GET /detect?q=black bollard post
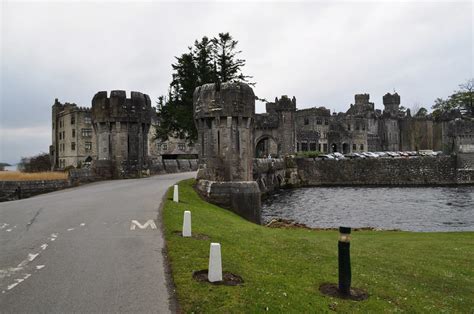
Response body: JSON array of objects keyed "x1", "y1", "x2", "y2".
[
  {"x1": 338, "y1": 226, "x2": 351, "y2": 296},
  {"x1": 16, "y1": 185, "x2": 22, "y2": 200}
]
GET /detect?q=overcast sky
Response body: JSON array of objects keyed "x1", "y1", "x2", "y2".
[{"x1": 1, "y1": 0, "x2": 472, "y2": 164}]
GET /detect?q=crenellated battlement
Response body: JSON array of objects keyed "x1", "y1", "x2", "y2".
[
  {"x1": 355, "y1": 94, "x2": 370, "y2": 105},
  {"x1": 193, "y1": 82, "x2": 255, "y2": 119},
  {"x1": 52, "y1": 98, "x2": 90, "y2": 114},
  {"x1": 383, "y1": 92, "x2": 400, "y2": 106},
  {"x1": 91, "y1": 90, "x2": 152, "y2": 124},
  {"x1": 266, "y1": 95, "x2": 297, "y2": 113}
]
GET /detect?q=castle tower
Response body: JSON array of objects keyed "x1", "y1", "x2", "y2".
[
  {"x1": 355, "y1": 94, "x2": 370, "y2": 106},
  {"x1": 194, "y1": 82, "x2": 261, "y2": 223},
  {"x1": 91, "y1": 90, "x2": 152, "y2": 178},
  {"x1": 194, "y1": 82, "x2": 255, "y2": 181},
  {"x1": 383, "y1": 92, "x2": 400, "y2": 115},
  {"x1": 274, "y1": 95, "x2": 297, "y2": 156}
]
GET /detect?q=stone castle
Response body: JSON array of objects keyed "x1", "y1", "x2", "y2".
[
  {"x1": 192, "y1": 82, "x2": 473, "y2": 223},
  {"x1": 51, "y1": 90, "x2": 198, "y2": 177},
  {"x1": 255, "y1": 92, "x2": 454, "y2": 158},
  {"x1": 51, "y1": 86, "x2": 473, "y2": 177}
]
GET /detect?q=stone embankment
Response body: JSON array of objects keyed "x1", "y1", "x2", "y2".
[{"x1": 253, "y1": 155, "x2": 474, "y2": 194}]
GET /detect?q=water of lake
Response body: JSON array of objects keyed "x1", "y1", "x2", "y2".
[{"x1": 261, "y1": 186, "x2": 474, "y2": 232}]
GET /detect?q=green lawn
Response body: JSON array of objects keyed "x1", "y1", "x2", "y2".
[{"x1": 163, "y1": 179, "x2": 474, "y2": 313}]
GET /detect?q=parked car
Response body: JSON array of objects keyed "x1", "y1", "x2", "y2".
[
  {"x1": 353, "y1": 153, "x2": 367, "y2": 159},
  {"x1": 362, "y1": 152, "x2": 378, "y2": 158},
  {"x1": 386, "y1": 152, "x2": 400, "y2": 157},
  {"x1": 320, "y1": 154, "x2": 335, "y2": 160},
  {"x1": 332, "y1": 152, "x2": 346, "y2": 160}
]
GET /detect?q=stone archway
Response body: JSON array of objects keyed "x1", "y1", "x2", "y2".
[{"x1": 255, "y1": 136, "x2": 278, "y2": 158}]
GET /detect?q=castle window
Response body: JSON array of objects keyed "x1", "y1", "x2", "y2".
[
  {"x1": 353, "y1": 144, "x2": 357, "y2": 150},
  {"x1": 84, "y1": 117, "x2": 91, "y2": 124},
  {"x1": 62, "y1": 131, "x2": 65, "y2": 139},
  {"x1": 71, "y1": 142, "x2": 76, "y2": 151},
  {"x1": 71, "y1": 114, "x2": 75, "y2": 125},
  {"x1": 59, "y1": 132, "x2": 62, "y2": 140},
  {"x1": 85, "y1": 142, "x2": 92, "y2": 151},
  {"x1": 360, "y1": 144, "x2": 364, "y2": 150},
  {"x1": 310, "y1": 142, "x2": 317, "y2": 151},
  {"x1": 347, "y1": 124, "x2": 351, "y2": 131},
  {"x1": 301, "y1": 142, "x2": 308, "y2": 151},
  {"x1": 236, "y1": 130, "x2": 240, "y2": 153},
  {"x1": 162, "y1": 144, "x2": 168, "y2": 151},
  {"x1": 316, "y1": 119, "x2": 322, "y2": 125},
  {"x1": 318, "y1": 144, "x2": 321, "y2": 152},
  {"x1": 72, "y1": 129, "x2": 75, "y2": 138},
  {"x1": 324, "y1": 119, "x2": 329, "y2": 125},
  {"x1": 178, "y1": 143, "x2": 186, "y2": 151},
  {"x1": 304, "y1": 118, "x2": 309, "y2": 125},
  {"x1": 323, "y1": 143, "x2": 328, "y2": 152},
  {"x1": 81, "y1": 128, "x2": 92, "y2": 137}
]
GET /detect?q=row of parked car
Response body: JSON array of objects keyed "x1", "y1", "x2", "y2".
[{"x1": 319, "y1": 150, "x2": 443, "y2": 160}]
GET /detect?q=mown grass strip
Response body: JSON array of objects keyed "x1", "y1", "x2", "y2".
[{"x1": 163, "y1": 179, "x2": 474, "y2": 313}]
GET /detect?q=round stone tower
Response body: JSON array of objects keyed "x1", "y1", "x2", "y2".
[
  {"x1": 91, "y1": 90, "x2": 152, "y2": 178},
  {"x1": 194, "y1": 82, "x2": 261, "y2": 223},
  {"x1": 194, "y1": 82, "x2": 255, "y2": 181}
]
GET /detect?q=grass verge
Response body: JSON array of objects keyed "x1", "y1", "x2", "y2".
[
  {"x1": 163, "y1": 179, "x2": 473, "y2": 313},
  {"x1": 0, "y1": 171, "x2": 68, "y2": 181}
]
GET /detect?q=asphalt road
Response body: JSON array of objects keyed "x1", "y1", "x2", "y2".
[{"x1": 0, "y1": 172, "x2": 195, "y2": 313}]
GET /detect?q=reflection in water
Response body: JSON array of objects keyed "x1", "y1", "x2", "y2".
[{"x1": 261, "y1": 186, "x2": 474, "y2": 232}]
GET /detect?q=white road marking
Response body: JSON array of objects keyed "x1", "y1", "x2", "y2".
[
  {"x1": 6, "y1": 229, "x2": 12, "y2": 232},
  {"x1": 0, "y1": 234, "x2": 55, "y2": 293},
  {"x1": 49, "y1": 233, "x2": 58, "y2": 241},
  {"x1": 80, "y1": 223, "x2": 85, "y2": 226},
  {"x1": 130, "y1": 220, "x2": 157, "y2": 230},
  {"x1": 67, "y1": 228, "x2": 75, "y2": 231},
  {"x1": 0, "y1": 223, "x2": 9, "y2": 230},
  {"x1": 7, "y1": 274, "x2": 31, "y2": 291}
]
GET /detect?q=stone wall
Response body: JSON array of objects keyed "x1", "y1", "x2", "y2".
[
  {"x1": 69, "y1": 168, "x2": 99, "y2": 183},
  {"x1": 251, "y1": 155, "x2": 474, "y2": 191},
  {"x1": 0, "y1": 180, "x2": 71, "y2": 202},
  {"x1": 295, "y1": 156, "x2": 460, "y2": 186},
  {"x1": 0, "y1": 159, "x2": 199, "y2": 202}
]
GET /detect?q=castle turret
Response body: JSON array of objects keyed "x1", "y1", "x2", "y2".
[
  {"x1": 194, "y1": 82, "x2": 261, "y2": 223},
  {"x1": 383, "y1": 92, "x2": 400, "y2": 115},
  {"x1": 194, "y1": 82, "x2": 255, "y2": 181},
  {"x1": 91, "y1": 90, "x2": 152, "y2": 178}
]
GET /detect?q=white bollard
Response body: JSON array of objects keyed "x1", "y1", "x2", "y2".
[
  {"x1": 182, "y1": 211, "x2": 191, "y2": 237},
  {"x1": 208, "y1": 243, "x2": 223, "y2": 282},
  {"x1": 173, "y1": 185, "x2": 179, "y2": 203}
]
